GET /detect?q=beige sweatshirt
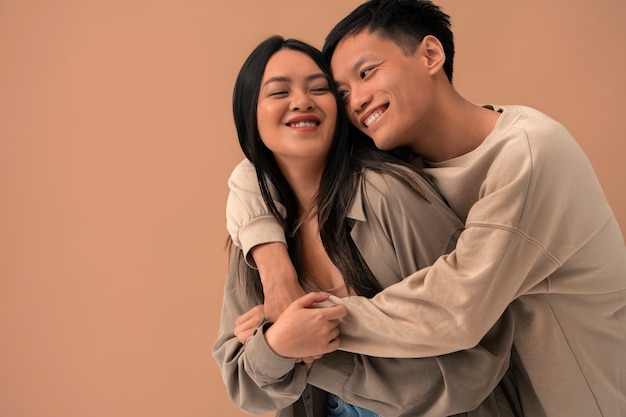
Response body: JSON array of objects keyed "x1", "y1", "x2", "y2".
[{"x1": 225, "y1": 105, "x2": 626, "y2": 416}]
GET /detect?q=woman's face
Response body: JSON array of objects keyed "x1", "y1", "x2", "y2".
[{"x1": 257, "y1": 49, "x2": 337, "y2": 168}]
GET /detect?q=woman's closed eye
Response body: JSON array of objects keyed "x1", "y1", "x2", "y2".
[
  {"x1": 268, "y1": 90, "x2": 288, "y2": 97},
  {"x1": 310, "y1": 85, "x2": 331, "y2": 95}
]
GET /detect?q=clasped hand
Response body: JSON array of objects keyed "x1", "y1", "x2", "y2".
[{"x1": 234, "y1": 292, "x2": 347, "y2": 361}]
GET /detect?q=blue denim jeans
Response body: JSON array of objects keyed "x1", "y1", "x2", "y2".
[{"x1": 326, "y1": 393, "x2": 380, "y2": 417}]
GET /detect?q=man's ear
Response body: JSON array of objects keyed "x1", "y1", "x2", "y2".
[{"x1": 421, "y1": 35, "x2": 446, "y2": 75}]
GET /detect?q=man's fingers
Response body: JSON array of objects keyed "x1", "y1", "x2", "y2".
[
  {"x1": 241, "y1": 329, "x2": 253, "y2": 343},
  {"x1": 234, "y1": 328, "x2": 255, "y2": 345},
  {"x1": 235, "y1": 304, "x2": 264, "y2": 326},
  {"x1": 234, "y1": 305, "x2": 266, "y2": 344}
]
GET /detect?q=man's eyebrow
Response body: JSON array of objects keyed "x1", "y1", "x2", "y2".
[
  {"x1": 333, "y1": 56, "x2": 375, "y2": 86},
  {"x1": 261, "y1": 73, "x2": 328, "y2": 88},
  {"x1": 352, "y1": 55, "x2": 376, "y2": 72}
]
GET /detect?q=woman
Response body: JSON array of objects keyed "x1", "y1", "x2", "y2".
[{"x1": 213, "y1": 36, "x2": 517, "y2": 417}]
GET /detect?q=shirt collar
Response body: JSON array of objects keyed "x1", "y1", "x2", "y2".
[{"x1": 346, "y1": 178, "x2": 366, "y2": 222}]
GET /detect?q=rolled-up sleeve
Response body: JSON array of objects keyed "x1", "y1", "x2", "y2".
[{"x1": 226, "y1": 159, "x2": 287, "y2": 265}]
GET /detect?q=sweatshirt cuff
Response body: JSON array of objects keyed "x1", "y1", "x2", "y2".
[{"x1": 239, "y1": 216, "x2": 287, "y2": 267}]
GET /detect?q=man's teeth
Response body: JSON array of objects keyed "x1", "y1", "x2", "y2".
[
  {"x1": 365, "y1": 110, "x2": 384, "y2": 127},
  {"x1": 290, "y1": 121, "x2": 317, "y2": 127}
]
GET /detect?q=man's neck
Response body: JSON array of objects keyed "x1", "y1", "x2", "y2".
[{"x1": 411, "y1": 90, "x2": 500, "y2": 162}]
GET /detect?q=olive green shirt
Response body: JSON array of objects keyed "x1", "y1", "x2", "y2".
[{"x1": 214, "y1": 168, "x2": 518, "y2": 417}]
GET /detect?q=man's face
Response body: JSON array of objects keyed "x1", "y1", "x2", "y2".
[{"x1": 331, "y1": 31, "x2": 435, "y2": 151}]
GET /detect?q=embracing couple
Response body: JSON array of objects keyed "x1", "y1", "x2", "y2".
[{"x1": 213, "y1": 1, "x2": 626, "y2": 416}]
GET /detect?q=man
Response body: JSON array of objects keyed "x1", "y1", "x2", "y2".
[{"x1": 227, "y1": 1, "x2": 626, "y2": 416}]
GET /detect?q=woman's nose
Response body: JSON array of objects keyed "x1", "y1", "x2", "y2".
[{"x1": 290, "y1": 93, "x2": 314, "y2": 111}]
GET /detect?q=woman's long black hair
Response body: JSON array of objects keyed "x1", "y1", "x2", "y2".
[{"x1": 231, "y1": 36, "x2": 428, "y2": 303}]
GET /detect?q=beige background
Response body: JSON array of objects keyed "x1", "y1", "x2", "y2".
[{"x1": 1, "y1": 1, "x2": 624, "y2": 416}]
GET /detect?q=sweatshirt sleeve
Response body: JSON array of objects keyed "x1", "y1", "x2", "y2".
[
  {"x1": 226, "y1": 159, "x2": 287, "y2": 263},
  {"x1": 303, "y1": 170, "x2": 519, "y2": 416},
  {"x1": 331, "y1": 227, "x2": 554, "y2": 357},
  {"x1": 323, "y1": 120, "x2": 610, "y2": 358},
  {"x1": 307, "y1": 309, "x2": 516, "y2": 417},
  {"x1": 211, "y1": 251, "x2": 307, "y2": 414}
]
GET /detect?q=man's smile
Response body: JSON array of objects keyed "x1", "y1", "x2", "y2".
[{"x1": 361, "y1": 105, "x2": 388, "y2": 129}]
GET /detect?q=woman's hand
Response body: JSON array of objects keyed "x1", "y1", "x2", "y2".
[
  {"x1": 265, "y1": 292, "x2": 347, "y2": 359},
  {"x1": 298, "y1": 355, "x2": 322, "y2": 370},
  {"x1": 234, "y1": 304, "x2": 265, "y2": 345}
]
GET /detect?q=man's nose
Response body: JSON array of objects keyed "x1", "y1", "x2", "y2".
[{"x1": 349, "y1": 86, "x2": 371, "y2": 113}]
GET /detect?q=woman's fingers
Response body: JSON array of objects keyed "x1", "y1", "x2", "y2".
[
  {"x1": 327, "y1": 336, "x2": 341, "y2": 352},
  {"x1": 328, "y1": 326, "x2": 340, "y2": 343},
  {"x1": 290, "y1": 291, "x2": 331, "y2": 308},
  {"x1": 263, "y1": 293, "x2": 348, "y2": 358}
]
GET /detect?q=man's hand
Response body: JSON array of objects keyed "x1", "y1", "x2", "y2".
[
  {"x1": 265, "y1": 292, "x2": 347, "y2": 359},
  {"x1": 252, "y1": 242, "x2": 305, "y2": 321},
  {"x1": 234, "y1": 304, "x2": 265, "y2": 345}
]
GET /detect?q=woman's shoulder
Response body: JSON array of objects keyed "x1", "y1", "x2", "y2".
[
  {"x1": 358, "y1": 167, "x2": 463, "y2": 260},
  {"x1": 360, "y1": 166, "x2": 441, "y2": 207}
]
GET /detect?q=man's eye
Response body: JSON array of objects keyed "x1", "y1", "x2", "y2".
[{"x1": 359, "y1": 66, "x2": 374, "y2": 79}]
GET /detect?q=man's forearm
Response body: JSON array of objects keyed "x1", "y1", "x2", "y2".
[
  {"x1": 307, "y1": 309, "x2": 516, "y2": 416},
  {"x1": 252, "y1": 242, "x2": 305, "y2": 321}
]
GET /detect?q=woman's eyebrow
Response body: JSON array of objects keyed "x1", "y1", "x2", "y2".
[
  {"x1": 262, "y1": 76, "x2": 290, "y2": 87},
  {"x1": 262, "y1": 73, "x2": 328, "y2": 88},
  {"x1": 306, "y1": 73, "x2": 328, "y2": 82}
]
